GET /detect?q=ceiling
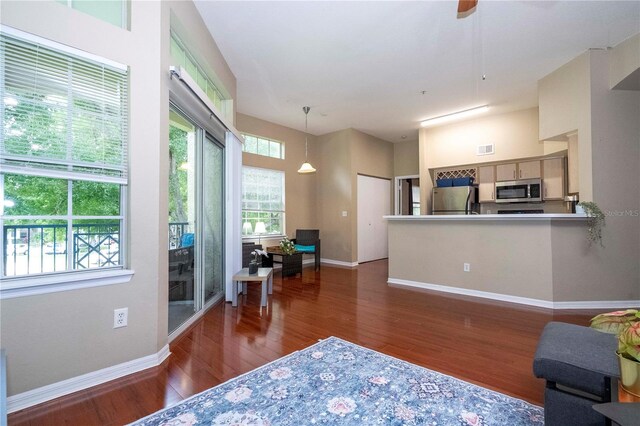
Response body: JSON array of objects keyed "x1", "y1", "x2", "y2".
[{"x1": 195, "y1": 1, "x2": 640, "y2": 143}]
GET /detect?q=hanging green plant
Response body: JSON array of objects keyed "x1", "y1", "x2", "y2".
[{"x1": 578, "y1": 201, "x2": 605, "y2": 246}]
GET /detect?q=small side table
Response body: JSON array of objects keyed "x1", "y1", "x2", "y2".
[
  {"x1": 265, "y1": 247, "x2": 303, "y2": 278},
  {"x1": 593, "y1": 377, "x2": 640, "y2": 426},
  {"x1": 232, "y1": 267, "x2": 273, "y2": 307}
]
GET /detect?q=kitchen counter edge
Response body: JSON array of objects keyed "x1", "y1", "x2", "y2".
[{"x1": 384, "y1": 213, "x2": 588, "y2": 221}]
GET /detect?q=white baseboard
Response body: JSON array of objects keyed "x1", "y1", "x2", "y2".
[
  {"x1": 321, "y1": 258, "x2": 358, "y2": 268},
  {"x1": 388, "y1": 278, "x2": 640, "y2": 310},
  {"x1": 551, "y1": 300, "x2": 640, "y2": 309},
  {"x1": 7, "y1": 344, "x2": 171, "y2": 413}
]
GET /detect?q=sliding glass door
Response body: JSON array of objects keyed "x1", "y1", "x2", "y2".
[
  {"x1": 168, "y1": 106, "x2": 224, "y2": 334},
  {"x1": 202, "y1": 134, "x2": 224, "y2": 303}
]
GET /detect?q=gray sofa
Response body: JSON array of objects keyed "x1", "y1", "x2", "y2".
[{"x1": 533, "y1": 322, "x2": 620, "y2": 425}]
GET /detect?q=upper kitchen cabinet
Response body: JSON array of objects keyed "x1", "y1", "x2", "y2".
[
  {"x1": 496, "y1": 163, "x2": 517, "y2": 181},
  {"x1": 496, "y1": 161, "x2": 541, "y2": 181},
  {"x1": 543, "y1": 157, "x2": 566, "y2": 200},
  {"x1": 478, "y1": 165, "x2": 495, "y2": 202},
  {"x1": 517, "y1": 160, "x2": 541, "y2": 179}
]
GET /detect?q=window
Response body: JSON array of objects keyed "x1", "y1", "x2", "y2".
[
  {"x1": 170, "y1": 31, "x2": 230, "y2": 119},
  {"x1": 55, "y1": 0, "x2": 127, "y2": 29},
  {"x1": 241, "y1": 133, "x2": 285, "y2": 159},
  {"x1": 242, "y1": 167, "x2": 284, "y2": 236},
  {"x1": 1, "y1": 28, "x2": 128, "y2": 279}
]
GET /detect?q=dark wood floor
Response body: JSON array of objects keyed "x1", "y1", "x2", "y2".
[{"x1": 9, "y1": 260, "x2": 599, "y2": 425}]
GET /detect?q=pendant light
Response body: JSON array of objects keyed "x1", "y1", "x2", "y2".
[{"x1": 298, "y1": 106, "x2": 316, "y2": 174}]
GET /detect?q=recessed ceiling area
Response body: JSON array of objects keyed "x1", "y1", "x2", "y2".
[{"x1": 195, "y1": 1, "x2": 640, "y2": 142}]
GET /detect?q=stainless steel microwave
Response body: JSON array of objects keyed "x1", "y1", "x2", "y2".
[{"x1": 495, "y1": 178, "x2": 542, "y2": 203}]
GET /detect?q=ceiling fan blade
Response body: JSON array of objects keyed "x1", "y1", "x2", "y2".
[{"x1": 458, "y1": 0, "x2": 478, "y2": 18}]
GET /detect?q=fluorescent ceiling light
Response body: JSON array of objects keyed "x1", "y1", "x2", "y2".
[{"x1": 420, "y1": 105, "x2": 489, "y2": 127}]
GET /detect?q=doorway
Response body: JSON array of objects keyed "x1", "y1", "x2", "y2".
[
  {"x1": 168, "y1": 105, "x2": 225, "y2": 335},
  {"x1": 357, "y1": 175, "x2": 391, "y2": 263},
  {"x1": 394, "y1": 175, "x2": 420, "y2": 215}
]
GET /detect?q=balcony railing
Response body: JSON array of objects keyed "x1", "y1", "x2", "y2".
[
  {"x1": 2, "y1": 223, "x2": 120, "y2": 277},
  {"x1": 2, "y1": 222, "x2": 192, "y2": 277},
  {"x1": 169, "y1": 222, "x2": 190, "y2": 249}
]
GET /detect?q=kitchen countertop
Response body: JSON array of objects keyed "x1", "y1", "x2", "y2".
[{"x1": 384, "y1": 213, "x2": 588, "y2": 221}]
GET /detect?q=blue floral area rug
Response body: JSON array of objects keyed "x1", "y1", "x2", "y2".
[{"x1": 131, "y1": 336, "x2": 543, "y2": 425}]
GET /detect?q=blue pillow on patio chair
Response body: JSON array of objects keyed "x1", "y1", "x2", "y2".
[
  {"x1": 180, "y1": 233, "x2": 194, "y2": 248},
  {"x1": 294, "y1": 244, "x2": 315, "y2": 253}
]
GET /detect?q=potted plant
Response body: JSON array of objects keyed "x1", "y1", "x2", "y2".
[
  {"x1": 577, "y1": 201, "x2": 605, "y2": 246},
  {"x1": 279, "y1": 236, "x2": 296, "y2": 255},
  {"x1": 590, "y1": 309, "x2": 640, "y2": 396},
  {"x1": 248, "y1": 249, "x2": 268, "y2": 275},
  {"x1": 248, "y1": 251, "x2": 259, "y2": 274}
]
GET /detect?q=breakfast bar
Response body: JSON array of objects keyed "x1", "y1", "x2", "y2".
[{"x1": 383, "y1": 214, "x2": 615, "y2": 308}]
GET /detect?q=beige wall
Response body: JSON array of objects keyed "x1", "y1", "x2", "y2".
[
  {"x1": 538, "y1": 52, "x2": 593, "y2": 201},
  {"x1": 610, "y1": 33, "x2": 640, "y2": 90},
  {"x1": 236, "y1": 113, "x2": 318, "y2": 239},
  {"x1": 316, "y1": 129, "x2": 394, "y2": 263},
  {"x1": 419, "y1": 107, "x2": 543, "y2": 214},
  {"x1": 388, "y1": 217, "x2": 639, "y2": 303},
  {"x1": 394, "y1": 140, "x2": 420, "y2": 177},
  {"x1": 540, "y1": 47, "x2": 640, "y2": 302},
  {"x1": 388, "y1": 220, "x2": 554, "y2": 301},
  {"x1": 0, "y1": 0, "x2": 236, "y2": 397},
  {"x1": 422, "y1": 107, "x2": 542, "y2": 169},
  {"x1": 586, "y1": 49, "x2": 640, "y2": 300},
  {"x1": 237, "y1": 119, "x2": 396, "y2": 264},
  {"x1": 318, "y1": 130, "x2": 352, "y2": 262},
  {"x1": 350, "y1": 130, "x2": 394, "y2": 262}
]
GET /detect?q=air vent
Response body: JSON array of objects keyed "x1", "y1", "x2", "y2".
[{"x1": 477, "y1": 144, "x2": 495, "y2": 156}]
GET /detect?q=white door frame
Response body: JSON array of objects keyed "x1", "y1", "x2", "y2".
[{"x1": 394, "y1": 175, "x2": 420, "y2": 215}]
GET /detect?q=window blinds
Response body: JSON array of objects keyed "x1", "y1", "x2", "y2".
[
  {"x1": 0, "y1": 30, "x2": 129, "y2": 184},
  {"x1": 242, "y1": 167, "x2": 284, "y2": 213}
]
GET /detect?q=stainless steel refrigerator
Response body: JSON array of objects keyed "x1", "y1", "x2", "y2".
[{"x1": 432, "y1": 186, "x2": 478, "y2": 215}]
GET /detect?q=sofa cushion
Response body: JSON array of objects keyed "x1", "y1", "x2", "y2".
[{"x1": 533, "y1": 322, "x2": 619, "y2": 396}]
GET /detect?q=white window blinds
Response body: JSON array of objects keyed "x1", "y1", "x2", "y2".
[{"x1": 1, "y1": 29, "x2": 129, "y2": 184}]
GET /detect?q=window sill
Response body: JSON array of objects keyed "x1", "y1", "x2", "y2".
[
  {"x1": 0, "y1": 269, "x2": 135, "y2": 299},
  {"x1": 242, "y1": 235, "x2": 285, "y2": 241}
]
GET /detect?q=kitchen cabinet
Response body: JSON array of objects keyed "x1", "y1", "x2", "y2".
[
  {"x1": 496, "y1": 161, "x2": 541, "y2": 181},
  {"x1": 478, "y1": 165, "x2": 495, "y2": 202},
  {"x1": 543, "y1": 157, "x2": 565, "y2": 200},
  {"x1": 496, "y1": 163, "x2": 517, "y2": 181},
  {"x1": 517, "y1": 160, "x2": 541, "y2": 179}
]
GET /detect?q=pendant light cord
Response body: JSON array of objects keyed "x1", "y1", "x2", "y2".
[{"x1": 304, "y1": 106, "x2": 310, "y2": 160}]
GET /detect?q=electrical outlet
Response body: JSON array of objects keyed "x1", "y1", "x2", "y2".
[
  {"x1": 114, "y1": 307, "x2": 128, "y2": 328},
  {"x1": 463, "y1": 263, "x2": 471, "y2": 272}
]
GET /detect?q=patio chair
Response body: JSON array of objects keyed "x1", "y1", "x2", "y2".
[{"x1": 292, "y1": 229, "x2": 320, "y2": 271}]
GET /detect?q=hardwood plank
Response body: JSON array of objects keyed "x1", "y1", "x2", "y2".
[{"x1": 8, "y1": 260, "x2": 600, "y2": 424}]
